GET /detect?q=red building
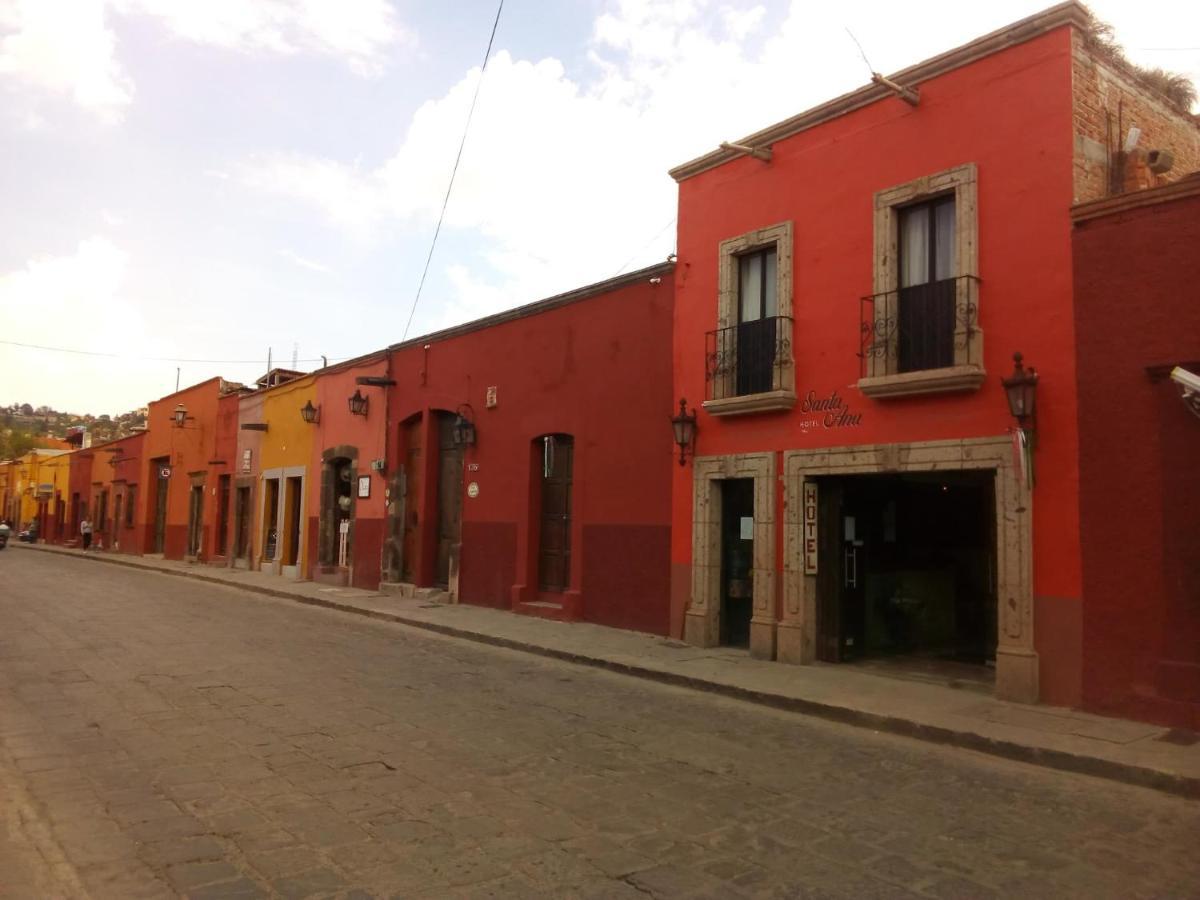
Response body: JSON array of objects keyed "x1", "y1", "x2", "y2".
[
  {"x1": 310, "y1": 353, "x2": 391, "y2": 591},
  {"x1": 1072, "y1": 176, "x2": 1200, "y2": 729},
  {"x1": 667, "y1": 3, "x2": 1199, "y2": 708},
  {"x1": 107, "y1": 432, "x2": 147, "y2": 555},
  {"x1": 375, "y1": 266, "x2": 676, "y2": 633},
  {"x1": 139, "y1": 378, "x2": 243, "y2": 562}
]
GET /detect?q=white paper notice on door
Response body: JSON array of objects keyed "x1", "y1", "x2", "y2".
[{"x1": 740, "y1": 516, "x2": 753, "y2": 540}]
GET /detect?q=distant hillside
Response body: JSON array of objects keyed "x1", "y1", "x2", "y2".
[{"x1": 1, "y1": 403, "x2": 147, "y2": 458}]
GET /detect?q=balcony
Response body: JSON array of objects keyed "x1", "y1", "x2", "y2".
[
  {"x1": 704, "y1": 315, "x2": 796, "y2": 416},
  {"x1": 858, "y1": 275, "x2": 985, "y2": 398}
]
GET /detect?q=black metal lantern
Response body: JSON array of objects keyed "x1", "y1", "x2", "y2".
[
  {"x1": 300, "y1": 400, "x2": 320, "y2": 424},
  {"x1": 172, "y1": 403, "x2": 187, "y2": 427},
  {"x1": 348, "y1": 390, "x2": 369, "y2": 417},
  {"x1": 1001, "y1": 352, "x2": 1038, "y2": 437},
  {"x1": 671, "y1": 397, "x2": 698, "y2": 466},
  {"x1": 452, "y1": 405, "x2": 476, "y2": 447}
]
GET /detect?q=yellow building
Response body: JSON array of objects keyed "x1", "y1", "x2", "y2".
[
  {"x1": 6, "y1": 449, "x2": 69, "y2": 534},
  {"x1": 256, "y1": 373, "x2": 317, "y2": 579}
]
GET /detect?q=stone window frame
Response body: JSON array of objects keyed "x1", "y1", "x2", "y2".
[
  {"x1": 684, "y1": 452, "x2": 777, "y2": 660},
  {"x1": 703, "y1": 221, "x2": 796, "y2": 416},
  {"x1": 859, "y1": 163, "x2": 985, "y2": 399},
  {"x1": 778, "y1": 437, "x2": 1037, "y2": 704}
]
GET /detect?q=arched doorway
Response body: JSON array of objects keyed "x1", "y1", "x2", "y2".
[{"x1": 319, "y1": 446, "x2": 358, "y2": 577}]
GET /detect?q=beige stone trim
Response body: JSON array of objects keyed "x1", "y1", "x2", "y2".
[
  {"x1": 780, "y1": 437, "x2": 1037, "y2": 703},
  {"x1": 708, "y1": 221, "x2": 795, "y2": 406},
  {"x1": 685, "y1": 452, "x2": 777, "y2": 660},
  {"x1": 858, "y1": 366, "x2": 986, "y2": 399},
  {"x1": 702, "y1": 390, "x2": 797, "y2": 417},
  {"x1": 670, "y1": 2, "x2": 1090, "y2": 182},
  {"x1": 861, "y1": 163, "x2": 983, "y2": 394}
]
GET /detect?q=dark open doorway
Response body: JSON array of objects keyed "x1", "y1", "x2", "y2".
[
  {"x1": 720, "y1": 478, "x2": 754, "y2": 647},
  {"x1": 817, "y1": 471, "x2": 997, "y2": 682}
]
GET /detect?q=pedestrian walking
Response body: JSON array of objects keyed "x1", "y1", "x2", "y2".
[{"x1": 80, "y1": 517, "x2": 93, "y2": 551}]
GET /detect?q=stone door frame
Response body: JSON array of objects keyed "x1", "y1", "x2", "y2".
[
  {"x1": 684, "y1": 452, "x2": 777, "y2": 659},
  {"x1": 260, "y1": 465, "x2": 307, "y2": 579},
  {"x1": 779, "y1": 436, "x2": 1037, "y2": 703}
]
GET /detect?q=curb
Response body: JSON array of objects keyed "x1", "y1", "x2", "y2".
[{"x1": 15, "y1": 543, "x2": 1200, "y2": 801}]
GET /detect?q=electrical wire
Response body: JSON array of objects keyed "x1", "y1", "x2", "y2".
[
  {"x1": 400, "y1": 0, "x2": 505, "y2": 342},
  {"x1": 611, "y1": 217, "x2": 676, "y2": 277},
  {"x1": 0, "y1": 339, "x2": 351, "y2": 367}
]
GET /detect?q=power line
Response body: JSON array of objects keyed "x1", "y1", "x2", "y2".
[
  {"x1": 612, "y1": 217, "x2": 676, "y2": 277},
  {"x1": 400, "y1": 0, "x2": 505, "y2": 342},
  {"x1": 0, "y1": 338, "x2": 351, "y2": 367}
]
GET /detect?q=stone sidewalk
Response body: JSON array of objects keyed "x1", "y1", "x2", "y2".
[{"x1": 15, "y1": 543, "x2": 1200, "y2": 800}]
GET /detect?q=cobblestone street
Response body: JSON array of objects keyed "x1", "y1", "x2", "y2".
[{"x1": 1, "y1": 550, "x2": 1197, "y2": 899}]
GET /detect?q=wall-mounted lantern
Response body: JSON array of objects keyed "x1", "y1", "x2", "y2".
[
  {"x1": 671, "y1": 397, "x2": 698, "y2": 466},
  {"x1": 452, "y1": 404, "x2": 477, "y2": 448},
  {"x1": 172, "y1": 403, "x2": 188, "y2": 427},
  {"x1": 348, "y1": 390, "x2": 369, "y2": 417},
  {"x1": 300, "y1": 400, "x2": 321, "y2": 424},
  {"x1": 1001, "y1": 353, "x2": 1039, "y2": 445}
]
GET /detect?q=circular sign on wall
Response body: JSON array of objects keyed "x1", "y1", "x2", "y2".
[
  {"x1": 159, "y1": 466, "x2": 172, "y2": 479},
  {"x1": 466, "y1": 481, "x2": 480, "y2": 499}
]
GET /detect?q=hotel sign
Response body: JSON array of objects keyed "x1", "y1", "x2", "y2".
[{"x1": 803, "y1": 482, "x2": 818, "y2": 574}]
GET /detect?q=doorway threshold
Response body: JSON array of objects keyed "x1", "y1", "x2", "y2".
[{"x1": 840, "y1": 654, "x2": 995, "y2": 694}]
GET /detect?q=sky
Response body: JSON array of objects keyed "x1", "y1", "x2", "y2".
[{"x1": 1, "y1": 0, "x2": 1197, "y2": 415}]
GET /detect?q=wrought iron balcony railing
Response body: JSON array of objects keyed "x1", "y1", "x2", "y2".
[
  {"x1": 859, "y1": 275, "x2": 980, "y2": 378},
  {"x1": 705, "y1": 316, "x2": 793, "y2": 401}
]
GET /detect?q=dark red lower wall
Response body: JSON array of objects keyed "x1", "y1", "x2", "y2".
[
  {"x1": 1074, "y1": 189, "x2": 1200, "y2": 730},
  {"x1": 352, "y1": 517, "x2": 383, "y2": 590},
  {"x1": 581, "y1": 524, "x2": 670, "y2": 636},
  {"x1": 459, "y1": 521, "x2": 518, "y2": 609}
]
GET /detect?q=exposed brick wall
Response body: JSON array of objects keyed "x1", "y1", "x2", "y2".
[{"x1": 1071, "y1": 29, "x2": 1200, "y2": 203}]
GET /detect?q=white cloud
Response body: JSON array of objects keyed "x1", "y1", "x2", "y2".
[
  {"x1": 0, "y1": 0, "x2": 133, "y2": 122},
  {"x1": 0, "y1": 0, "x2": 413, "y2": 121},
  {"x1": 279, "y1": 247, "x2": 333, "y2": 274},
  {"x1": 0, "y1": 237, "x2": 162, "y2": 412},
  {"x1": 116, "y1": 0, "x2": 413, "y2": 75}
]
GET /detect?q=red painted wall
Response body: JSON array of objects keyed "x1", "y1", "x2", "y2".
[
  {"x1": 387, "y1": 269, "x2": 675, "y2": 634},
  {"x1": 672, "y1": 28, "x2": 1082, "y2": 696},
  {"x1": 143, "y1": 379, "x2": 224, "y2": 560},
  {"x1": 311, "y1": 355, "x2": 390, "y2": 589},
  {"x1": 111, "y1": 432, "x2": 146, "y2": 555},
  {"x1": 68, "y1": 449, "x2": 94, "y2": 540},
  {"x1": 1073, "y1": 187, "x2": 1200, "y2": 730}
]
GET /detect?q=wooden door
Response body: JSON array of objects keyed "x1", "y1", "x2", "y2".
[
  {"x1": 187, "y1": 485, "x2": 204, "y2": 557},
  {"x1": 401, "y1": 418, "x2": 422, "y2": 583},
  {"x1": 112, "y1": 493, "x2": 123, "y2": 547},
  {"x1": 537, "y1": 435, "x2": 573, "y2": 592},
  {"x1": 235, "y1": 487, "x2": 251, "y2": 558},
  {"x1": 153, "y1": 462, "x2": 169, "y2": 553},
  {"x1": 435, "y1": 413, "x2": 463, "y2": 588}
]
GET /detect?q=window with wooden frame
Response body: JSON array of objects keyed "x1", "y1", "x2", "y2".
[
  {"x1": 705, "y1": 221, "x2": 795, "y2": 415},
  {"x1": 859, "y1": 163, "x2": 983, "y2": 398}
]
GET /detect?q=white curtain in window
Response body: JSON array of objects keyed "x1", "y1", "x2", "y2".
[
  {"x1": 900, "y1": 206, "x2": 929, "y2": 288},
  {"x1": 764, "y1": 250, "x2": 778, "y2": 318},
  {"x1": 934, "y1": 201, "x2": 956, "y2": 281},
  {"x1": 739, "y1": 254, "x2": 763, "y2": 321}
]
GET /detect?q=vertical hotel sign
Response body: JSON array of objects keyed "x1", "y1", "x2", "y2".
[{"x1": 802, "y1": 482, "x2": 818, "y2": 574}]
